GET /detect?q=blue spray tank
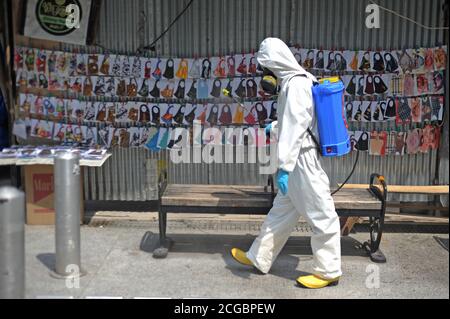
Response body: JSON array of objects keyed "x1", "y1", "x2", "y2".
[{"x1": 311, "y1": 77, "x2": 351, "y2": 157}]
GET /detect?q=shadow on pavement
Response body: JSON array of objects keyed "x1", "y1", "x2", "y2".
[
  {"x1": 139, "y1": 231, "x2": 367, "y2": 281},
  {"x1": 434, "y1": 236, "x2": 449, "y2": 252},
  {"x1": 36, "y1": 253, "x2": 56, "y2": 272}
]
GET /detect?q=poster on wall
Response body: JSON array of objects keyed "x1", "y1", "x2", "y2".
[{"x1": 23, "y1": 0, "x2": 93, "y2": 45}]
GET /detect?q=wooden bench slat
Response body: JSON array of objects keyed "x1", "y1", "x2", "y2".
[
  {"x1": 161, "y1": 184, "x2": 382, "y2": 210},
  {"x1": 339, "y1": 184, "x2": 449, "y2": 194}
]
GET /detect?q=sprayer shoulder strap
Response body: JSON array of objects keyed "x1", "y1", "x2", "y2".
[{"x1": 287, "y1": 74, "x2": 321, "y2": 152}]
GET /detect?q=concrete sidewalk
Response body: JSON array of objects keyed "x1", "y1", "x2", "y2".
[{"x1": 25, "y1": 220, "x2": 449, "y2": 299}]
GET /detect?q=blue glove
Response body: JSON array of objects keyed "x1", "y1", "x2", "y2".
[
  {"x1": 277, "y1": 169, "x2": 289, "y2": 195},
  {"x1": 264, "y1": 123, "x2": 272, "y2": 135}
]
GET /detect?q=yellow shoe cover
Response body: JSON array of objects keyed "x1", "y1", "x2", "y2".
[
  {"x1": 296, "y1": 274, "x2": 340, "y2": 289},
  {"x1": 230, "y1": 248, "x2": 254, "y2": 267}
]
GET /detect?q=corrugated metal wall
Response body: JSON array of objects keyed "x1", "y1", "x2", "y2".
[{"x1": 78, "y1": 0, "x2": 448, "y2": 203}]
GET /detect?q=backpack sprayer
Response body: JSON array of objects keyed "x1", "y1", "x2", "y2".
[{"x1": 223, "y1": 75, "x2": 359, "y2": 195}]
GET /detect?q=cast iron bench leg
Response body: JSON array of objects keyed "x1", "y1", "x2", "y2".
[
  {"x1": 153, "y1": 208, "x2": 172, "y2": 258},
  {"x1": 363, "y1": 216, "x2": 386, "y2": 263},
  {"x1": 364, "y1": 173, "x2": 387, "y2": 263}
]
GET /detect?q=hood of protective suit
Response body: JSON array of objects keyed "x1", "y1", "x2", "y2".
[{"x1": 256, "y1": 38, "x2": 317, "y2": 87}]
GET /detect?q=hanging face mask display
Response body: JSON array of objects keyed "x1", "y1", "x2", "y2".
[
  {"x1": 38, "y1": 73, "x2": 48, "y2": 89},
  {"x1": 234, "y1": 79, "x2": 247, "y2": 99},
  {"x1": 197, "y1": 79, "x2": 209, "y2": 99},
  {"x1": 405, "y1": 128, "x2": 421, "y2": 155},
  {"x1": 94, "y1": 76, "x2": 105, "y2": 96},
  {"x1": 364, "y1": 75, "x2": 375, "y2": 95},
  {"x1": 246, "y1": 79, "x2": 257, "y2": 98},
  {"x1": 187, "y1": 79, "x2": 197, "y2": 99},
  {"x1": 374, "y1": 75, "x2": 389, "y2": 94},
  {"x1": 189, "y1": 58, "x2": 201, "y2": 78},
  {"x1": 372, "y1": 52, "x2": 385, "y2": 72},
  {"x1": 183, "y1": 104, "x2": 197, "y2": 125},
  {"x1": 207, "y1": 104, "x2": 219, "y2": 126},
  {"x1": 143, "y1": 60, "x2": 152, "y2": 79},
  {"x1": 403, "y1": 73, "x2": 416, "y2": 96},
  {"x1": 303, "y1": 50, "x2": 315, "y2": 69},
  {"x1": 357, "y1": 76, "x2": 365, "y2": 96},
  {"x1": 138, "y1": 78, "x2": 150, "y2": 97},
  {"x1": 226, "y1": 56, "x2": 236, "y2": 77},
  {"x1": 244, "y1": 104, "x2": 257, "y2": 125},
  {"x1": 314, "y1": 50, "x2": 324, "y2": 69},
  {"x1": 236, "y1": 55, "x2": 248, "y2": 75},
  {"x1": 107, "y1": 103, "x2": 116, "y2": 123},
  {"x1": 176, "y1": 58, "x2": 189, "y2": 79},
  {"x1": 432, "y1": 71, "x2": 444, "y2": 94},
  {"x1": 36, "y1": 50, "x2": 47, "y2": 73},
  {"x1": 48, "y1": 51, "x2": 58, "y2": 74},
  {"x1": 122, "y1": 56, "x2": 131, "y2": 77},
  {"x1": 116, "y1": 103, "x2": 129, "y2": 122},
  {"x1": 161, "y1": 81, "x2": 175, "y2": 99},
  {"x1": 151, "y1": 105, "x2": 161, "y2": 124},
  {"x1": 88, "y1": 55, "x2": 99, "y2": 75},
  {"x1": 25, "y1": 49, "x2": 35, "y2": 72},
  {"x1": 326, "y1": 51, "x2": 336, "y2": 71},
  {"x1": 111, "y1": 55, "x2": 122, "y2": 76},
  {"x1": 396, "y1": 97, "x2": 411, "y2": 124},
  {"x1": 128, "y1": 103, "x2": 139, "y2": 122},
  {"x1": 105, "y1": 77, "x2": 115, "y2": 97},
  {"x1": 433, "y1": 47, "x2": 447, "y2": 71},
  {"x1": 213, "y1": 57, "x2": 226, "y2": 78},
  {"x1": 127, "y1": 78, "x2": 138, "y2": 97},
  {"x1": 99, "y1": 54, "x2": 110, "y2": 75},
  {"x1": 359, "y1": 51, "x2": 371, "y2": 72},
  {"x1": 173, "y1": 105, "x2": 185, "y2": 124},
  {"x1": 349, "y1": 51, "x2": 359, "y2": 71},
  {"x1": 255, "y1": 102, "x2": 268, "y2": 125},
  {"x1": 412, "y1": 49, "x2": 426, "y2": 73},
  {"x1": 269, "y1": 101, "x2": 277, "y2": 121},
  {"x1": 334, "y1": 53, "x2": 347, "y2": 71},
  {"x1": 139, "y1": 104, "x2": 151, "y2": 123},
  {"x1": 210, "y1": 79, "x2": 222, "y2": 98},
  {"x1": 355, "y1": 131, "x2": 369, "y2": 151},
  {"x1": 430, "y1": 96, "x2": 444, "y2": 122},
  {"x1": 345, "y1": 102, "x2": 353, "y2": 121},
  {"x1": 163, "y1": 58, "x2": 175, "y2": 79},
  {"x1": 248, "y1": 56, "x2": 257, "y2": 75},
  {"x1": 410, "y1": 97, "x2": 422, "y2": 123},
  {"x1": 150, "y1": 80, "x2": 161, "y2": 98},
  {"x1": 174, "y1": 79, "x2": 186, "y2": 99},
  {"x1": 384, "y1": 52, "x2": 398, "y2": 72},
  {"x1": 83, "y1": 77, "x2": 93, "y2": 96},
  {"x1": 362, "y1": 102, "x2": 372, "y2": 122},
  {"x1": 353, "y1": 102, "x2": 363, "y2": 122},
  {"x1": 371, "y1": 101, "x2": 384, "y2": 122},
  {"x1": 201, "y1": 58, "x2": 211, "y2": 78},
  {"x1": 369, "y1": 131, "x2": 387, "y2": 156},
  {"x1": 96, "y1": 103, "x2": 107, "y2": 122},
  {"x1": 345, "y1": 76, "x2": 356, "y2": 95},
  {"x1": 84, "y1": 102, "x2": 96, "y2": 121},
  {"x1": 132, "y1": 57, "x2": 142, "y2": 78},
  {"x1": 383, "y1": 98, "x2": 396, "y2": 120},
  {"x1": 398, "y1": 50, "x2": 414, "y2": 73},
  {"x1": 162, "y1": 105, "x2": 174, "y2": 125},
  {"x1": 76, "y1": 54, "x2": 87, "y2": 75},
  {"x1": 219, "y1": 104, "x2": 232, "y2": 125}
]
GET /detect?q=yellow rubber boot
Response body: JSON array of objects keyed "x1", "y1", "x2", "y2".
[
  {"x1": 296, "y1": 274, "x2": 340, "y2": 289},
  {"x1": 230, "y1": 248, "x2": 254, "y2": 267}
]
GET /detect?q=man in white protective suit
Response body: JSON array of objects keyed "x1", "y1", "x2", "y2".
[{"x1": 230, "y1": 38, "x2": 342, "y2": 289}]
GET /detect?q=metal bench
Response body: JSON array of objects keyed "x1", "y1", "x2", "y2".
[{"x1": 154, "y1": 173, "x2": 387, "y2": 263}]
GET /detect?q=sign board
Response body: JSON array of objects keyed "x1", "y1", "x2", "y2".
[{"x1": 23, "y1": 0, "x2": 93, "y2": 45}]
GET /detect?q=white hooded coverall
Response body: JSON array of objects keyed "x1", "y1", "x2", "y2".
[{"x1": 246, "y1": 38, "x2": 342, "y2": 279}]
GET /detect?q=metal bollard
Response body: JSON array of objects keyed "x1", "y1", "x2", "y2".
[
  {"x1": 0, "y1": 186, "x2": 25, "y2": 299},
  {"x1": 52, "y1": 151, "x2": 85, "y2": 278}
]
